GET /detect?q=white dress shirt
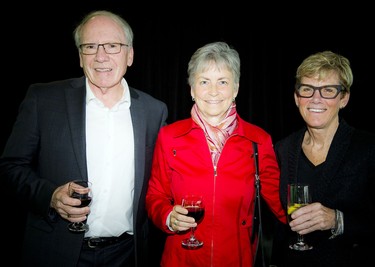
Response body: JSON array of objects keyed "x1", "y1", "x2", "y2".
[{"x1": 85, "y1": 78, "x2": 134, "y2": 237}]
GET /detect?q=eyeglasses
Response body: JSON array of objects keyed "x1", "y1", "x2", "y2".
[
  {"x1": 295, "y1": 84, "x2": 346, "y2": 99},
  {"x1": 79, "y1": 43, "x2": 129, "y2": 55}
]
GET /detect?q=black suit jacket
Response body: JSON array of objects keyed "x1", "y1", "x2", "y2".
[
  {"x1": 0, "y1": 76, "x2": 168, "y2": 267},
  {"x1": 272, "y1": 119, "x2": 375, "y2": 267}
]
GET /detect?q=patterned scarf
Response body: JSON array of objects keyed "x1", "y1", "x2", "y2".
[{"x1": 191, "y1": 102, "x2": 238, "y2": 166}]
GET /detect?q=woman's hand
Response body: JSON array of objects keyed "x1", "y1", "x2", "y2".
[
  {"x1": 169, "y1": 204, "x2": 197, "y2": 232},
  {"x1": 289, "y1": 202, "x2": 336, "y2": 235}
]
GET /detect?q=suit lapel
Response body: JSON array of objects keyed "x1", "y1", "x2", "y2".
[
  {"x1": 129, "y1": 88, "x2": 146, "y2": 206},
  {"x1": 64, "y1": 77, "x2": 88, "y2": 180}
]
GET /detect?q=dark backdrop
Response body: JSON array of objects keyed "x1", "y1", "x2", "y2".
[
  {"x1": 2, "y1": 2, "x2": 374, "y2": 266},
  {"x1": 3, "y1": 3, "x2": 374, "y2": 147}
]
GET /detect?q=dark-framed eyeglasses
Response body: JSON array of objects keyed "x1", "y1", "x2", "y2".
[
  {"x1": 295, "y1": 84, "x2": 346, "y2": 99},
  {"x1": 79, "y1": 43, "x2": 129, "y2": 55}
]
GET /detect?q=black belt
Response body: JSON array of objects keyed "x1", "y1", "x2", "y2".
[{"x1": 83, "y1": 232, "x2": 133, "y2": 249}]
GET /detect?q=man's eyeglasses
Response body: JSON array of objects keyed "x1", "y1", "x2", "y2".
[
  {"x1": 79, "y1": 43, "x2": 129, "y2": 55},
  {"x1": 295, "y1": 84, "x2": 346, "y2": 99}
]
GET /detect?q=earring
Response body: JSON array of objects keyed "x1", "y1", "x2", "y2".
[{"x1": 192, "y1": 97, "x2": 195, "y2": 101}]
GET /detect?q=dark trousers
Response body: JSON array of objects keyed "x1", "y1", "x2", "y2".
[{"x1": 78, "y1": 237, "x2": 135, "y2": 267}]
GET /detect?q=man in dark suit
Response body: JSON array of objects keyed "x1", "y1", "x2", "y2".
[{"x1": 0, "y1": 10, "x2": 168, "y2": 267}]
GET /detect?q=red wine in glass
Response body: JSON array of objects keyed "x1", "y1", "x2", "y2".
[
  {"x1": 181, "y1": 195, "x2": 205, "y2": 249},
  {"x1": 71, "y1": 192, "x2": 92, "y2": 207},
  {"x1": 67, "y1": 180, "x2": 92, "y2": 233},
  {"x1": 186, "y1": 206, "x2": 205, "y2": 223}
]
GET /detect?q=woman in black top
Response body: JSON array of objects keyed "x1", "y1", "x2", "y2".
[{"x1": 272, "y1": 51, "x2": 375, "y2": 267}]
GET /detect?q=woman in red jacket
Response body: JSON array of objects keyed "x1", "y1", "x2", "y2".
[{"x1": 146, "y1": 41, "x2": 286, "y2": 267}]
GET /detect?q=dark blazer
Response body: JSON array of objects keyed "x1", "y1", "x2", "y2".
[
  {"x1": 0, "y1": 76, "x2": 168, "y2": 267},
  {"x1": 272, "y1": 119, "x2": 375, "y2": 267}
]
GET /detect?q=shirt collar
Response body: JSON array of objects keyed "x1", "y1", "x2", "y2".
[{"x1": 85, "y1": 78, "x2": 131, "y2": 107}]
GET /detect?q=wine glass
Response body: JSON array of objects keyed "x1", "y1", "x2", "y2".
[
  {"x1": 67, "y1": 180, "x2": 92, "y2": 233},
  {"x1": 181, "y1": 195, "x2": 205, "y2": 249},
  {"x1": 287, "y1": 183, "x2": 313, "y2": 250}
]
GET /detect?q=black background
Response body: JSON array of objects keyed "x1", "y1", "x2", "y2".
[{"x1": 2, "y1": 2, "x2": 374, "y2": 265}]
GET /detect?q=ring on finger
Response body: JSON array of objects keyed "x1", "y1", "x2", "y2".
[
  {"x1": 67, "y1": 213, "x2": 70, "y2": 218},
  {"x1": 174, "y1": 219, "x2": 178, "y2": 226}
]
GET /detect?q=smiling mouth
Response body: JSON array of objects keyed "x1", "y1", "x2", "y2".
[
  {"x1": 206, "y1": 100, "x2": 222, "y2": 104},
  {"x1": 95, "y1": 68, "x2": 112, "y2": 72},
  {"x1": 308, "y1": 108, "x2": 326, "y2": 113}
]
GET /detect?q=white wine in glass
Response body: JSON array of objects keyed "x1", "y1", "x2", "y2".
[{"x1": 287, "y1": 183, "x2": 313, "y2": 251}]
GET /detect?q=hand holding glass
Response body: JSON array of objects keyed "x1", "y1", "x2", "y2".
[
  {"x1": 287, "y1": 183, "x2": 313, "y2": 251},
  {"x1": 67, "y1": 180, "x2": 92, "y2": 233},
  {"x1": 181, "y1": 195, "x2": 205, "y2": 249}
]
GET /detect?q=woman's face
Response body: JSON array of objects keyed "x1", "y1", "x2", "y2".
[
  {"x1": 191, "y1": 63, "x2": 239, "y2": 126},
  {"x1": 294, "y1": 71, "x2": 350, "y2": 130}
]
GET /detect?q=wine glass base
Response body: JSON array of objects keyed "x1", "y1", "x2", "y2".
[
  {"x1": 181, "y1": 238, "x2": 203, "y2": 249},
  {"x1": 289, "y1": 242, "x2": 313, "y2": 251},
  {"x1": 68, "y1": 222, "x2": 89, "y2": 233}
]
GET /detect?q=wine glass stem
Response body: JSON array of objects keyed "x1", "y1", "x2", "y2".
[
  {"x1": 297, "y1": 234, "x2": 305, "y2": 244},
  {"x1": 190, "y1": 227, "x2": 196, "y2": 240}
]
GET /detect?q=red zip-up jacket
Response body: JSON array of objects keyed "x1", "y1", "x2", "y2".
[{"x1": 146, "y1": 115, "x2": 286, "y2": 267}]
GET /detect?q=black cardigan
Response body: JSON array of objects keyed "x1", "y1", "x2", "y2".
[{"x1": 272, "y1": 119, "x2": 375, "y2": 267}]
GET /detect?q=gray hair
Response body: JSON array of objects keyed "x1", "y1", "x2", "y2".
[
  {"x1": 188, "y1": 41, "x2": 240, "y2": 87},
  {"x1": 73, "y1": 10, "x2": 133, "y2": 49}
]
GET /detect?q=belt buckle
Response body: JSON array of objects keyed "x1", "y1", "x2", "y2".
[{"x1": 87, "y1": 237, "x2": 102, "y2": 249}]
